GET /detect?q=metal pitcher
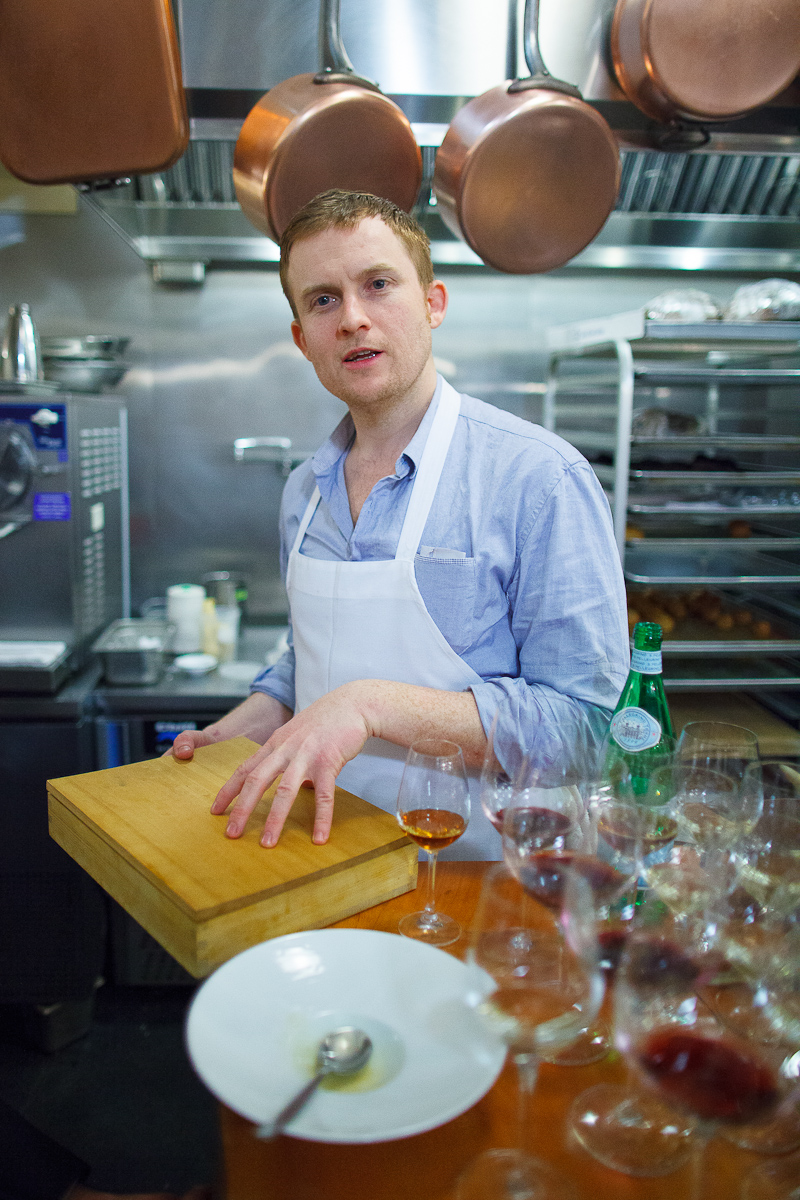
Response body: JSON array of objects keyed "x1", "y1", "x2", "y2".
[{"x1": 1, "y1": 303, "x2": 43, "y2": 382}]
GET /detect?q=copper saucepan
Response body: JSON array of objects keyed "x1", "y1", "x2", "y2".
[
  {"x1": 432, "y1": 0, "x2": 620, "y2": 275},
  {"x1": 233, "y1": 0, "x2": 422, "y2": 242},
  {"x1": 611, "y1": 0, "x2": 800, "y2": 125}
]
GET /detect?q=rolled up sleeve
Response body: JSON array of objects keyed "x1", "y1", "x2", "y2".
[{"x1": 469, "y1": 459, "x2": 629, "y2": 761}]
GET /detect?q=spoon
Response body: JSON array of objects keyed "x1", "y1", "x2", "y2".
[{"x1": 256, "y1": 1026, "x2": 373, "y2": 1139}]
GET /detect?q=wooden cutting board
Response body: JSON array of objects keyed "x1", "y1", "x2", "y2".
[{"x1": 47, "y1": 738, "x2": 417, "y2": 978}]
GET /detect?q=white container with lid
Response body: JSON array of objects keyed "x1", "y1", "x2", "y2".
[{"x1": 167, "y1": 584, "x2": 206, "y2": 653}]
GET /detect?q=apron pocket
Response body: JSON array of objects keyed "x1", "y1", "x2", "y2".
[{"x1": 414, "y1": 554, "x2": 477, "y2": 655}]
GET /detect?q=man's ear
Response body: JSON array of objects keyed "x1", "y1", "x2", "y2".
[
  {"x1": 291, "y1": 318, "x2": 311, "y2": 360},
  {"x1": 427, "y1": 279, "x2": 448, "y2": 330}
]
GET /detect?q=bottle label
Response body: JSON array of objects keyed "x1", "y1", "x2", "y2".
[
  {"x1": 610, "y1": 707, "x2": 662, "y2": 752},
  {"x1": 630, "y1": 648, "x2": 662, "y2": 674}
]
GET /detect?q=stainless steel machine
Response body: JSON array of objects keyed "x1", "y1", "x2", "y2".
[{"x1": 0, "y1": 389, "x2": 129, "y2": 692}]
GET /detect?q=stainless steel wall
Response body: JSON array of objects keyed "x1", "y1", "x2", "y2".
[
  {"x1": 177, "y1": 0, "x2": 618, "y2": 100},
  {"x1": 0, "y1": 198, "x2": 768, "y2": 621}
]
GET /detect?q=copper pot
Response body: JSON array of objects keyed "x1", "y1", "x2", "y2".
[
  {"x1": 0, "y1": 0, "x2": 187, "y2": 185},
  {"x1": 432, "y1": 0, "x2": 621, "y2": 275},
  {"x1": 233, "y1": 0, "x2": 422, "y2": 243},
  {"x1": 611, "y1": 0, "x2": 800, "y2": 124}
]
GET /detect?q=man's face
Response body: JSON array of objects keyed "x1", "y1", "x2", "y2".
[{"x1": 287, "y1": 217, "x2": 447, "y2": 414}]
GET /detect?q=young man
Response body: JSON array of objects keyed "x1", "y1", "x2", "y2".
[{"x1": 172, "y1": 190, "x2": 628, "y2": 858}]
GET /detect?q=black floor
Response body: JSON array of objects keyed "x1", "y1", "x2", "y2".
[{"x1": 0, "y1": 984, "x2": 220, "y2": 1194}]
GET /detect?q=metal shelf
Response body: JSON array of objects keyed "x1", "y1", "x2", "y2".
[
  {"x1": 629, "y1": 470, "x2": 800, "y2": 484},
  {"x1": 663, "y1": 656, "x2": 800, "y2": 690},
  {"x1": 547, "y1": 313, "x2": 800, "y2": 699},
  {"x1": 626, "y1": 536, "x2": 800, "y2": 551},
  {"x1": 627, "y1": 500, "x2": 800, "y2": 515},
  {"x1": 546, "y1": 311, "x2": 800, "y2": 354}
]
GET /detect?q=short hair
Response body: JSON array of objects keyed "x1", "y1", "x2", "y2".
[{"x1": 279, "y1": 190, "x2": 434, "y2": 318}]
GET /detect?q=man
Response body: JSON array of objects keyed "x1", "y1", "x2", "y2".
[{"x1": 172, "y1": 190, "x2": 628, "y2": 858}]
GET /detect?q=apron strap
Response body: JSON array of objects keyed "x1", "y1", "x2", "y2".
[
  {"x1": 290, "y1": 486, "x2": 321, "y2": 557},
  {"x1": 395, "y1": 381, "x2": 461, "y2": 562}
]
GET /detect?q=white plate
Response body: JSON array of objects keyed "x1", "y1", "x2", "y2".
[
  {"x1": 173, "y1": 653, "x2": 218, "y2": 674},
  {"x1": 185, "y1": 928, "x2": 505, "y2": 1144}
]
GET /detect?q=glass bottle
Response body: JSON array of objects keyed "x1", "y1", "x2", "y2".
[{"x1": 605, "y1": 621, "x2": 675, "y2": 804}]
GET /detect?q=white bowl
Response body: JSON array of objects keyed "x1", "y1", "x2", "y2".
[
  {"x1": 185, "y1": 928, "x2": 505, "y2": 1143},
  {"x1": 173, "y1": 653, "x2": 218, "y2": 675}
]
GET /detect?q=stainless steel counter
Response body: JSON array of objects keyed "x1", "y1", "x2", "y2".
[{"x1": 93, "y1": 625, "x2": 289, "y2": 717}]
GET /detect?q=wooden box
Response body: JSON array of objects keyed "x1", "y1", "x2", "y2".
[{"x1": 47, "y1": 737, "x2": 417, "y2": 978}]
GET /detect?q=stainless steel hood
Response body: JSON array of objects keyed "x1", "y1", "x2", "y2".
[{"x1": 82, "y1": 0, "x2": 800, "y2": 276}]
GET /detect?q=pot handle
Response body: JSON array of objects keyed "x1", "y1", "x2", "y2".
[
  {"x1": 508, "y1": 0, "x2": 582, "y2": 97},
  {"x1": 314, "y1": 0, "x2": 381, "y2": 92}
]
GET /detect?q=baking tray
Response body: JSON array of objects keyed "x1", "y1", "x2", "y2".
[
  {"x1": 628, "y1": 497, "x2": 800, "y2": 516},
  {"x1": 630, "y1": 436, "x2": 800, "y2": 451},
  {"x1": 626, "y1": 592, "x2": 800, "y2": 654},
  {"x1": 630, "y1": 470, "x2": 800, "y2": 485},
  {"x1": 624, "y1": 547, "x2": 800, "y2": 586},
  {"x1": 623, "y1": 547, "x2": 800, "y2": 588},
  {"x1": 662, "y1": 656, "x2": 800, "y2": 691}
]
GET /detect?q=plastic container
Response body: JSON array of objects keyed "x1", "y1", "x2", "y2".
[
  {"x1": 167, "y1": 584, "x2": 206, "y2": 653},
  {"x1": 93, "y1": 618, "x2": 175, "y2": 685},
  {"x1": 215, "y1": 604, "x2": 241, "y2": 662}
]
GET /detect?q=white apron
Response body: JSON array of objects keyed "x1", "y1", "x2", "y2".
[{"x1": 286, "y1": 379, "x2": 499, "y2": 860}]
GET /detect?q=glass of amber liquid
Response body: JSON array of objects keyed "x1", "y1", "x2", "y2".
[{"x1": 396, "y1": 739, "x2": 470, "y2": 947}]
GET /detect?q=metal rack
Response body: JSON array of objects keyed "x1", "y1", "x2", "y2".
[{"x1": 544, "y1": 311, "x2": 800, "y2": 691}]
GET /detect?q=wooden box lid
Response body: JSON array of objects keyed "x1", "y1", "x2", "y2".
[{"x1": 47, "y1": 737, "x2": 417, "y2": 977}]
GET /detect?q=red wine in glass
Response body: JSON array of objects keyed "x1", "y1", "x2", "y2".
[
  {"x1": 500, "y1": 806, "x2": 573, "y2": 843},
  {"x1": 638, "y1": 1028, "x2": 780, "y2": 1125},
  {"x1": 519, "y1": 852, "x2": 629, "y2": 910}
]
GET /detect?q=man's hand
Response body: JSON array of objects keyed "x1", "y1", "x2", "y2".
[
  {"x1": 211, "y1": 682, "x2": 373, "y2": 848},
  {"x1": 168, "y1": 692, "x2": 292, "y2": 761},
  {"x1": 168, "y1": 728, "x2": 219, "y2": 759}
]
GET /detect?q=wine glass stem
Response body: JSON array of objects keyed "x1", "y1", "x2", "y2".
[
  {"x1": 688, "y1": 1131, "x2": 711, "y2": 1200},
  {"x1": 423, "y1": 849, "x2": 439, "y2": 915},
  {"x1": 512, "y1": 1050, "x2": 540, "y2": 1154}
]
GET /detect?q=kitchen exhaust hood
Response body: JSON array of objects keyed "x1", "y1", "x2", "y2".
[{"x1": 82, "y1": 0, "x2": 800, "y2": 277}]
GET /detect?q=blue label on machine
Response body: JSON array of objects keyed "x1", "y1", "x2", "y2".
[
  {"x1": 33, "y1": 492, "x2": 71, "y2": 520},
  {"x1": 0, "y1": 402, "x2": 67, "y2": 450}
]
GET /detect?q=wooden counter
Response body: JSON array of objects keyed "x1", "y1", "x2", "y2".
[{"x1": 218, "y1": 862, "x2": 778, "y2": 1200}]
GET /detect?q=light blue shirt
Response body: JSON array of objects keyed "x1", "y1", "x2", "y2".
[{"x1": 250, "y1": 376, "x2": 630, "y2": 756}]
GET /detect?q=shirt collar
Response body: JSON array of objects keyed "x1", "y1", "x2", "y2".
[{"x1": 310, "y1": 374, "x2": 444, "y2": 485}]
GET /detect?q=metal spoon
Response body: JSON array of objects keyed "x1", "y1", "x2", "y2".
[{"x1": 256, "y1": 1026, "x2": 373, "y2": 1139}]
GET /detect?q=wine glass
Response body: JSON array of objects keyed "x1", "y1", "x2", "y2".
[
  {"x1": 478, "y1": 708, "x2": 518, "y2": 837},
  {"x1": 396, "y1": 738, "x2": 470, "y2": 946},
  {"x1": 641, "y1": 727, "x2": 759, "y2": 925},
  {"x1": 479, "y1": 704, "x2": 574, "y2": 837},
  {"x1": 610, "y1": 891, "x2": 797, "y2": 1196},
  {"x1": 735, "y1": 760, "x2": 800, "y2": 921},
  {"x1": 457, "y1": 862, "x2": 602, "y2": 1200},
  {"x1": 716, "y1": 766, "x2": 800, "y2": 1157},
  {"x1": 673, "y1": 721, "x2": 761, "y2": 851},
  {"x1": 569, "y1": 806, "x2": 705, "y2": 1176},
  {"x1": 504, "y1": 787, "x2": 645, "y2": 1066}
]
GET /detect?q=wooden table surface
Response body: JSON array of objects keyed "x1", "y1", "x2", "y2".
[{"x1": 218, "y1": 861, "x2": 783, "y2": 1200}]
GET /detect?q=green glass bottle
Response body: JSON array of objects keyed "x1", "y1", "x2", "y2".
[{"x1": 605, "y1": 621, "x2": 676, "y2": 804}]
